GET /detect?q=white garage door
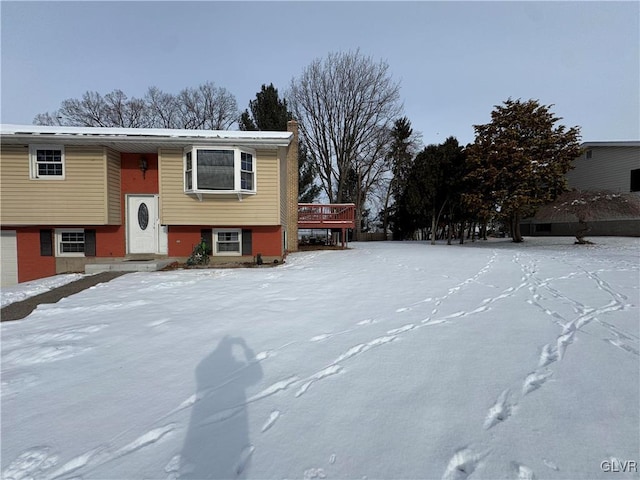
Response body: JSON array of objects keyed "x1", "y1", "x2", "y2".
[{"x1": 1, "y1": 230, "x2": 18, "y2": 286}]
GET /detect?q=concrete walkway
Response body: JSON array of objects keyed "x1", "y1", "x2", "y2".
[{"x1": 1, "y1": 272, "x2": 128, "y2": 322}]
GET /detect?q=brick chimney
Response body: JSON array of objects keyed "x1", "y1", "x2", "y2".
[{"x1": 286, "y1": 120, "x2": 299, "y2": 252}]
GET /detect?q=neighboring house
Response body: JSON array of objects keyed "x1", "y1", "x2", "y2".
[
  {"x1": 522, "y1": 141, "x2": 640, "y2": 237},
  {"x1": 0, "y1": 123, "x2": 299, "y2": 286}
]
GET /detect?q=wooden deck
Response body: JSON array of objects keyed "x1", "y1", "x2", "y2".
[{"x1": 298, "y1": 203, "x2": 355, "y2": 247}]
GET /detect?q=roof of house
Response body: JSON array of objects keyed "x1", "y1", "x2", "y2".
[
  {"x1": 0, "y1": 124, "x2": 294, "y2": 152},
  {"x1": 582, "y1": 141, "x2": 640, "y2": 148}
]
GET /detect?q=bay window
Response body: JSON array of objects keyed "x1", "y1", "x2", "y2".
[{"x1": 184, "y1": 147, "x2": 256, "y2": 195}]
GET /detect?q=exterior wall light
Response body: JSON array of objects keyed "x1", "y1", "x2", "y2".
[{"x1": 139, "y1": 156, "x2": 148, "y2": 178}]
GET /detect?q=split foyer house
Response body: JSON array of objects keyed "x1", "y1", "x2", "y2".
[{"x1": 0, "y1": 122, "x2": 300, "y2": 286}]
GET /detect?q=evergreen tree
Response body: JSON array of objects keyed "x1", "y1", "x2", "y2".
[
  {"x1": 239, "y1": 84, "x2": 290, "y2": 131},
  {"x1": 466, "y1": 99, "x2": 582, "y2": 242},
  {"x1": 238, "y1": 111, "x2": 257, "y2": 131},
  {"x1": 391, "y1": 137, "x2": 466, "y2": 243},
  {"x1": 381, "y1": 117, "x2": 419, "y2": 235},
  {"x1": 298, "y1": 141, "x2": 322, "y2": 203},
  {"x1": 240, "y1": 83, "x2": 319, "y2": 202}
]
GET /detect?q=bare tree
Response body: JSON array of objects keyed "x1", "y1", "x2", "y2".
[
  {"x1": 60, "y1": 91, "x2": 110, "y2": 126},
  {"x1": 175, "y1": 82, "x2": 238, "y2": 130},
  {"x1": 33, "y1": 112, "x2": 63, "y2": 126},
  {"x1": 288, "y1": 50, "x2": 403, "y2": 236},
  {"x1": 145, "y1": 86, "x2": 180, "y2": 128},
  {"x1": 199, "y1": 83, "x2": 238, "y2": 130},
  {"x1": 104, "y1": 90, "x2": 148, "y2": 128},
  {"x1": 536, "y1": 190, "x2": 640, "y2": 244},
  {"x1": 33, "y1": 83, "x2": 238, "y2": 130}
]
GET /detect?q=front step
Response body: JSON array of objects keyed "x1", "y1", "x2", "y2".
[{"x1": 85, "y1": 258, "x2": 177, "y2": 274}]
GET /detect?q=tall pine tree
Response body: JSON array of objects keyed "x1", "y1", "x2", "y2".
[{"x1": 240, "y1": 84, "x2": 320, "y2": 202}]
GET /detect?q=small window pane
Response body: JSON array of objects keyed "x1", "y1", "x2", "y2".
[
  {"x1": 241, "y1": 171, "x2": 253, "y2": 190},
  {"x1": 241, "y1": 152, "x2": 253, "y2": 172},
  {"x1": 37, "y1": 150, "x2": 62, "y2": 162},
  {"x1": 218, "y1": 232, "x2": 238, "y2": 242},
  {"x1": 198, "y1": 150, "x2": 234, "y2": 190},
  {"x1": 35, "y1": 148, "x2": 63, "y2": 177},
  {"x1": 218, "y1": 242, "x2": 240, "y2": 252},
  {"x1": 59, "y1": 231, "x2": 85, "y2": 254},
  {"x1": 38, "y1": 163, "x2": 63, "y2": 176}
]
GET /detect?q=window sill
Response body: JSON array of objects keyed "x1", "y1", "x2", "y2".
[{"x1": 185, "y1": 190, "x2": 256, "y2": 201}]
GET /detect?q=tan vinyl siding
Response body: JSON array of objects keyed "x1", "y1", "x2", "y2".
[
  {"x1": 1, "y1": 145, "x2": 110, "y2": 225},
  {"x1": 159, "y1": 148, "x2": 281, "y2": 225},
  {"x1": 279, "y1": 146, "x2": 288, "y2": 226},
  {"x1": 567, "y1": 146, "x2": 640, "y2": 193},
  {"x1": 106, "y1": 148, "x2": 122, "y2": 224}
]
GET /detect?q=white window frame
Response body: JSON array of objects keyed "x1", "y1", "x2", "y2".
[
  {"x1": 30, "y1": 145, "x2": 65, "y2": 180},
  {"x1": 183, "y1": 146, "x2": 256, "y2": 196},
  {"x1": 55, "y1": 228, "x2": 85, "y2": 257},
  {"x1": 213, "y1": 228, "x2": 242, "y2": 256}
]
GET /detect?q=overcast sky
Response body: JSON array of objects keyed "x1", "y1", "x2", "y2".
[{"x1": 1, "y1": 1, "x2": 638, "y2": 146}]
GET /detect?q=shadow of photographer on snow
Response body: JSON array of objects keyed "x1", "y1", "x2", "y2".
[{"x1": 179, "y1": 335, "x2": 263, "y2": 479}]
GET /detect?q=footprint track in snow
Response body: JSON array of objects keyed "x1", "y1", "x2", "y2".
[
  {"x1": 522, "y1": 370, "x2": 553, "y2": 395},
  {"x1": 483, "y1": 389, "x2": 512, "y2": 430},
  {"x1": 538, "y1": 344, "x2": 559, "y2": 367},
  {"x1": 442, "y1": 448, "x2": 485, "y2": 480},
  {"x1": 295, "y1": 365, "x2": 343, "y2": 397},
  {"x1": 387, "y1": 324, "x2": 415, "y2": 335},
  {"x1": 1, "y1": 446, "x2": 59, "y2": 480},
  {"x1": 511, "y1": 462, "x2": 536, "y2": 480},
  {"x1": 261, "y1": 410, "x2": 281, "y2": 432}
]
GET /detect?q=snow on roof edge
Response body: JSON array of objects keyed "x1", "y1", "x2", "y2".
[
  {"x1": 581, "y1": 141, "x2": 640, "y2": 147},
  {"x1": 0, "y1": 124, "x2": 293, "y2": 142}
]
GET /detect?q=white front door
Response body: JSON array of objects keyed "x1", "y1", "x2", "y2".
[{"x1": 128, "y1": 195, "x2": 158, "y2": 254}]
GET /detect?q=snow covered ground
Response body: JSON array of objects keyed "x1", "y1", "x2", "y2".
[
  {"x1": 1, "y1": 238, "x2": 638, "y2": 480},
  {"x1": 1, "y1": 274, "x2": 85, "y2": 307}
]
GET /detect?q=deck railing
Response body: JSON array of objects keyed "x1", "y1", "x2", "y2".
[{"x1": 298, "y1": 203, "x2": 356, "y2": 229}]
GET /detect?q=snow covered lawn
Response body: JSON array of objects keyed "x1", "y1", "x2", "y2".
[
  {"x1": 2, "y1": 238, "x2": 638, "y2": 480},
  {"x1": 1, "y1": 274, "x2": 86, "y2": 308}
]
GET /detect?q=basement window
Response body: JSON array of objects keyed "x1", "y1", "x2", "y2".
[
  {"x1": 30, "y1": 145, "x2": 65, "y2": 179},
  {"x1": 213, "y1": 229, "x2": 242, "y2": 256},
  {"x1": 55, "y1": 229, "x2": 85, "y2": 256},
  {"x1": 183, "y1": 147, "x2": 256, "y2": 198}
]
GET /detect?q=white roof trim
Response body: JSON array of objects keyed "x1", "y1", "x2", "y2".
[
  {"x1": 0, "y1": 124, "x2": 293, "y2": 145},
  {"x1": 581, "y1": 141, "x2": 640, "y2": 148}
]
